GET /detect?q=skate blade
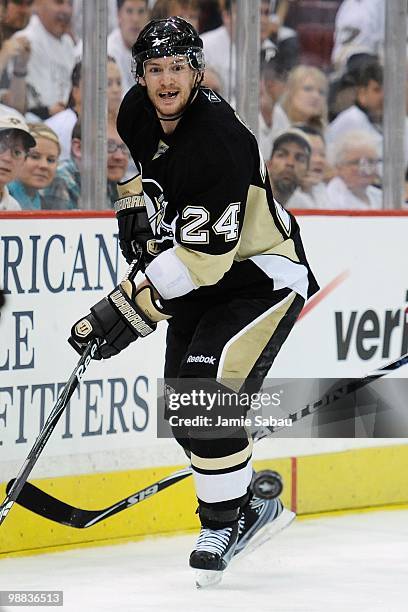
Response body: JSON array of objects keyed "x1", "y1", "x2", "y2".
[
  {"x1": 234, "y1": 508, "x2": 296, "y2": 561},
  {"x1": 194, "y1": 569, "x2": 223, "y2": 589}
]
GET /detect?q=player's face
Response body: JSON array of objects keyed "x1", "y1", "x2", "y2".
[
  {"x1": 141, "y1": 56, "x2": 197, "y2": 119},
  {"x1": 337, "y1": 145, "x2": 380, "y2": 191},
  {"x1": 118, "y1": 0, "x2": 149, "y2": 49},
  {"x1": 18, "y1": 137, "x2": 59, "y2": 190}
]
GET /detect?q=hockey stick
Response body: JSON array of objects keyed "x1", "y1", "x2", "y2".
[
  {"x1": 0, "y1": 339, "x2": 99, "y2": 526},
  {"x1": 7, "y1": 467, "x2": 193, "y2": 529},
  {"x1": 7, "y1": 351, "x2": 408, "y2": 528}
]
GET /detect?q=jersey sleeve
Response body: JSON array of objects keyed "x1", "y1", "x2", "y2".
[{"x1": 145, "y1": 127, "x2": 256, "y2": 299}]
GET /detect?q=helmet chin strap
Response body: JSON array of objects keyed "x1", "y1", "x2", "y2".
[{"x1": 156, "y1": 71, "x2": 204, "y2": 122}]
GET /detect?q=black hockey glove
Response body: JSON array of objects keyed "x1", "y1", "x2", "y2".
[
  {"x1": 69, "y1": 261, "x2": 171, "y2": 359},
  {"x1": 115, "y1": 175, "x2": 160, "y2": 270}
]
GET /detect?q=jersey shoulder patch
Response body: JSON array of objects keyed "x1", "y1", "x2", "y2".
[{"x1": 200, "y1": 88, "x2": 221, "y2": 103}]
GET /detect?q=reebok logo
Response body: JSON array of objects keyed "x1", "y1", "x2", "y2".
[{"x1": 187, "y1": 355, "x2": 216, "y2": 365}]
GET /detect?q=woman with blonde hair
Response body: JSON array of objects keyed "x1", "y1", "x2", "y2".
[
  {"x1": 279, "y1": 65, "x2": 328, "y2": 132},
  {"x1": 9, "y1": 122, "x2": 60, "y2": 209}
]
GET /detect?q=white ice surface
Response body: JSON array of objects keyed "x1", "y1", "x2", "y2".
[{"x1": 0, "y1": 509, "x2": 407, "y2": 612}]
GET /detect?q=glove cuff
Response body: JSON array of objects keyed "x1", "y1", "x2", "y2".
[{"x1": 134, "y1": 285, "x2": 172, "y2": 323}]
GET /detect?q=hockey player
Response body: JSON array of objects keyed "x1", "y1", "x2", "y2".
[{"x1": 69, "y1": 17, "x2": 319, "y2": 587}]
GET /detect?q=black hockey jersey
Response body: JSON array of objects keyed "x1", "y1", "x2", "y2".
[{"x1": 117, "y1": 85, "x2": 319, "y2": 304}]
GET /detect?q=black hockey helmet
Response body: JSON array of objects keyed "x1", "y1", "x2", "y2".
[{"x1": 131, "y1": 17, "x2": 205, "y2": 80}]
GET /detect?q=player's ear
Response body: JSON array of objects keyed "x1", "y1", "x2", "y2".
[{"x1": 139, "y1": 77, "x2": 146, "y2": 87}]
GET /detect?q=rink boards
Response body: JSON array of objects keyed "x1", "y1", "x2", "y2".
[{"x1": 1, "y1": 210, "x2": 407, "y2": 556}]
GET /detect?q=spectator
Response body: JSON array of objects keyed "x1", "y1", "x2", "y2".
[
  {"x1": 0, "y1": 33, "x2": 30, "y2": 114},
  {"x1": 202, "y1": 64, "x2": 223, "y2": 94},
  {"x1": 0, "y1": 113, "x2": 35, "y2": 210},
  {"x1": 331, "y1": 0, "x2": 385, "y2": 75},
  {"x1": 151, "y1": 0, "x2": 199, "y2": 31},
  {"x1": 0, "y1": 0, "x2": 32, "y2": 115},
  {"x1": 107, "y1": 56, "x2": 123, "y2": 129},
  {"x1": 198, "y1": 0, "x2": 222, "y2": 33},
  {"x1": 287, "y1": 125, "x2": 330, "y2": 209},
  {"x1": 45, "y1": 61, "x2": 81, "y2": 161},
  {"x1": 327, "y1": 130, "x2": 382, "y2": 210},
  {"x1": 259, "y1": 58, "x2": 289, "y2": 161},
  {"x1": 45, "y1": 57, "x2": 122, "y2": 162},
  {"x1": 71, "y1": 0, "x2": 118, "y2": 42},
  {"x1": 266, "y1": 127, "x2": 311, "y2": 207},
  {"x1": 278, "y1": 65, "x2": 328, "y2": 132},
  {"x1": 106, "y1": 125, "x2": 129, "y2": 195},
  {"x1": 327, "y1": 52, "x2": 380, "y2": 122},
  {"x1": 107, "y1": 0, "x2": 149, "y2": 95},
  {"x1": 202, "y1": 0, "x2": 294, "y2": 103},
  {"x1": 0, "y1": 0, "x2": 33, "y2": 40},
  {"x1": 43, "y1": 119, "x2": 128, "y2": 209},
  {"x1": 260, "y1": 0, "x2": 299, "y2": 72},
  {"x1": 327, "y1": 62, "x2": 383, "y2": 151},
  {"x1": 14, "y1": 0, "x2": 75, "y2": 120},
  {"x1": 8, "y1": 123, "x2": 60, "y2": 209}
]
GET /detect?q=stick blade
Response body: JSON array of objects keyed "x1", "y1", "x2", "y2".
[{"x1": 6, "y1": 479, "x2": 96, "y2": 528}]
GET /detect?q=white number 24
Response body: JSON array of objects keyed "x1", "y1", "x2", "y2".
[{"x1": 181, "y1": 202, "x2": 241, "y2": 244}]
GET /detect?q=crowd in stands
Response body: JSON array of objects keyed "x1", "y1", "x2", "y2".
[{"x1": 0, "y1": 0, "x2": 404, "y2": 212}]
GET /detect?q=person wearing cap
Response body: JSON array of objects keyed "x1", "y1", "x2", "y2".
[
  {"x1": 0, "y1": 113, "x2": 35, "y2": 210},
  {"x1": 8, "y1": 122, "x2": 60, "y2": 209},
  {"x1": 267, "y1": 127, "x2": 311, "y2": 207}
]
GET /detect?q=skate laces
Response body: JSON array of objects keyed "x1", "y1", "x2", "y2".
[
  {"x1": 195, "y1": 527, "x2": 233, "y2": 557},
  {"x1": 249, "y1": 496, "x2": 265, "y2": 512}
]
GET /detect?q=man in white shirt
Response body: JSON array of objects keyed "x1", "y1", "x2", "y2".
[
  {"x1": 0, "y1": 113, "x2": 36, "y2": 210},
  {"x1": 202, "y1": 0, "x2": 298, "y2": 103},
  {"x1": 200, "y1": 3, "x2": 234, "y2": 101},
  {"x1": 14, "y1": 0, "x2": 75, "y2": 120},
  {"x1": 266, "y1": 128, "x2": 311, "y2": 207},
  {"x1": 45, "y1": 61, "x2": 81, "y2": 161},
  {"x1": 107, "y1": 0, "x2": 149, "y2": 95},
  {"x1": 327, "y1": 129, "x2": 382, "y2": 210},
  {"x1": 327, "y1": 61, "x2": 383, "y2": 151}
]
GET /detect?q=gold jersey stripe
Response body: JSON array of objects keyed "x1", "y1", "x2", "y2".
[
  {"x1": 174, "y1": 243, "x2": 239, "y2": 287},
  {"x1": 217, "y1": 292, "x2": 297, "y2": 390},
  {"x1": 191, "y1": 437, "x2": 253, "y2": 471},
  {"x1": 236, "y1": 185, "x2": 285, "y2": 260}
]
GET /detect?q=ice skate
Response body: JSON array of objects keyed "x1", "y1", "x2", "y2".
[
  {"x1": 189, "y1": 522, "x2": 239, "y2": 588},
  {"x1": 234, "y1": 495, "x2": 296, "y2": 558}
]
